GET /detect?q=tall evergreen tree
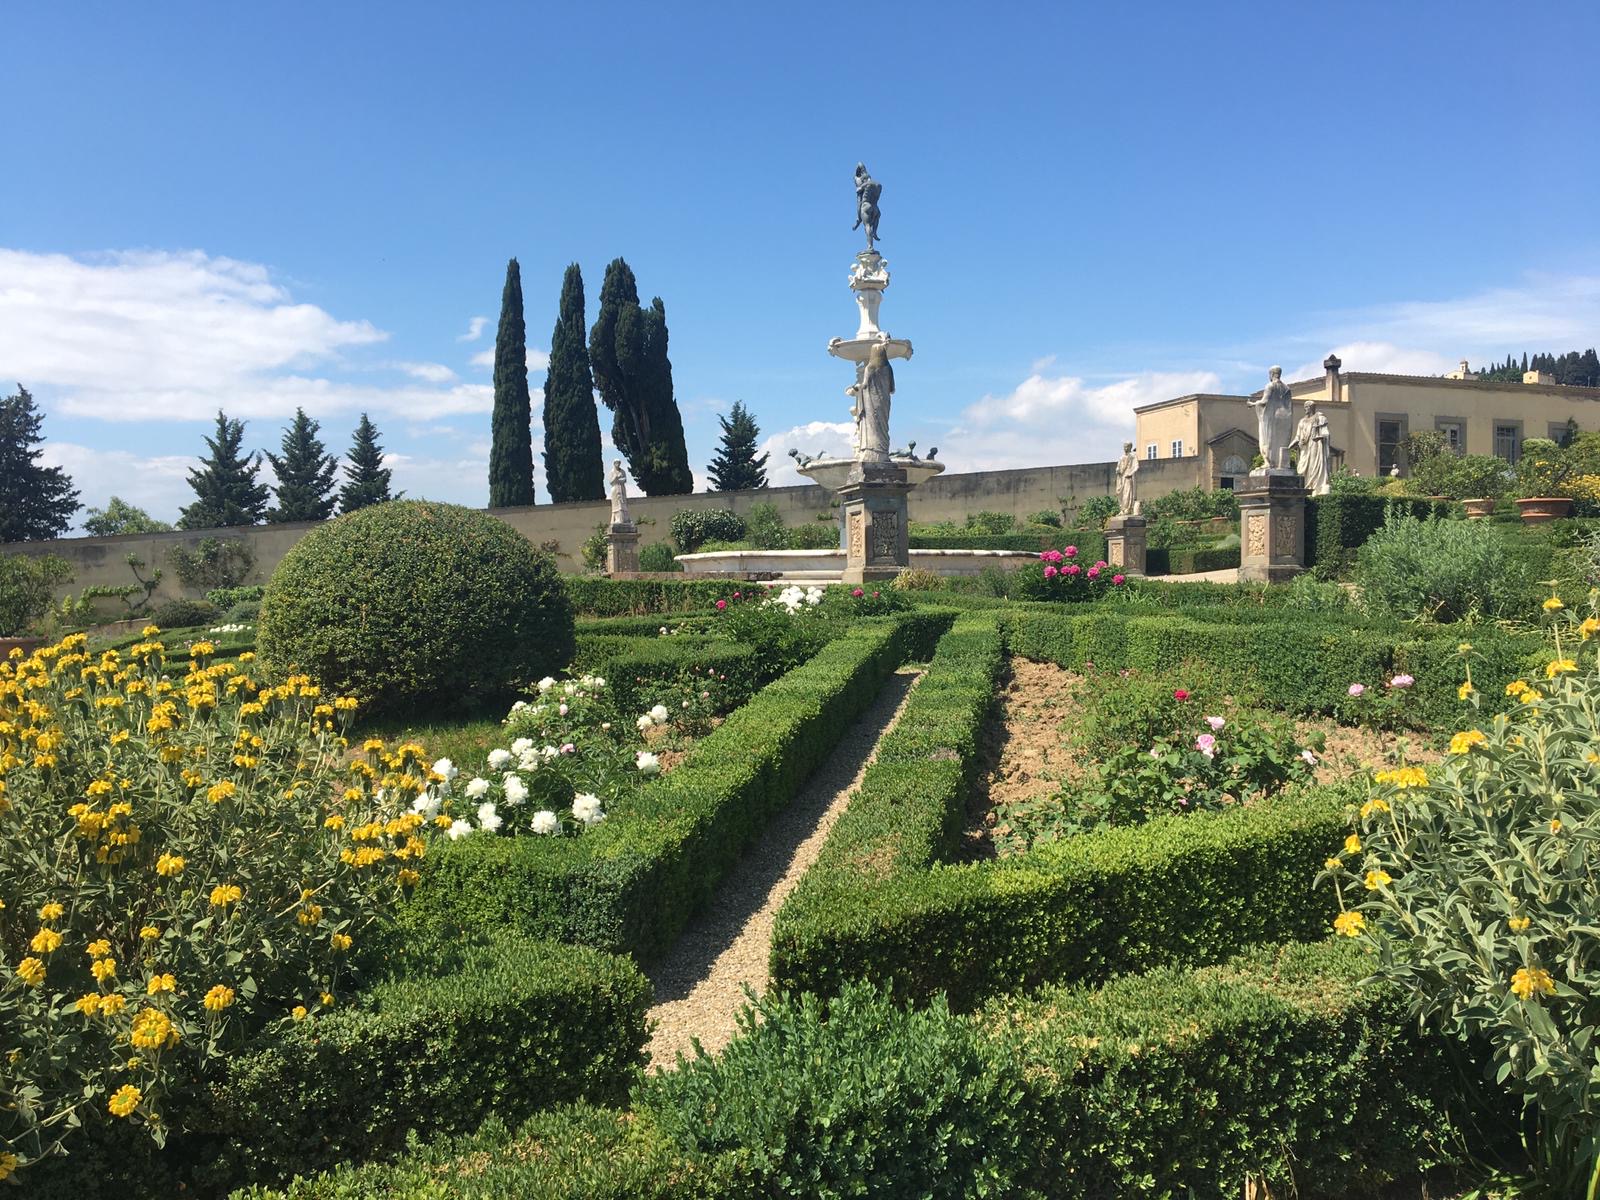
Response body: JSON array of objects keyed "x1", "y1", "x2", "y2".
[
  {"x1": 178, "y1": 410, "x2": 269, "y2": 530},
  {"x1": 541, "y1": 264, "x2": 604, "y2": 502},
  {"x1": 265, "y1": 408, "x2": 339, "y2": 523},
  {"x1": 0, "y1": 384, "x2": 80, "y2": 542},
  {"x1": 488, "y1": 257, "x2": 535, "y2": 507},
  {"x1": 707, "y1": 400, "x2": 770, "y2": 492},
  {"x1": 338, "y1": 413, "x2": 398, "y2": 513},
  {"x1": 589, "y1": 259, "x2": 693, "y2": 495}
]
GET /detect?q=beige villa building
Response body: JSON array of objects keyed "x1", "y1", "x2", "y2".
[{"x1": 1133, "y1": 356, "x2": 1600, "y2": 491}]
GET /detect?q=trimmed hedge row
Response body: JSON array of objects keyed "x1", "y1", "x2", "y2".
[
  {"x1": 1146, "y1": 545, "x2": 1241, "y2": 575},
  {"x1": 562, "y1": 577, "x2": 746, "y2": 617},
  {"x1": 570, "y1": 634, "x2": 764, "y2": 715},
  {"x1": 245, "y1": 941, "x2": 1477, "y2": 1200},
  {"x1": 575, "y1": 613, "x2": 717, "y2": 637},
  {"x1": 403, "y1": 611, "x2": 955, "y2": 960},
  {"x1": 30, "y1": 937, "x2": 650, "y2": 1199},
  {"x1": 909, "y1": 529, "x2": 1110, "y2": 562},
  {"x1": 1306, "y1": 494, "x2": 1455, "y2": 574}
]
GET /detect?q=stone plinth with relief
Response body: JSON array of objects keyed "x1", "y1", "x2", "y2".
[
  {"x1": 1104, "y1": 514, "x2": 1148, "y2": 576},
  {"x1": 1235, "y1": 472, "x2": 1307, "y2": 583}
]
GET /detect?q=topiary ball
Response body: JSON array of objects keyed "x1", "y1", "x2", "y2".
[{"x1": 258, "y1": 500, "x2": 574, "y2": 715}]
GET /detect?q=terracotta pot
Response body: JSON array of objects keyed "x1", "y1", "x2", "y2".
[
  {"x1": 1515, "y1": 497, "x2": 1574, "y2": 524},
  {"x1": 1461, "y1": 498, "x2": 1496, "y2": 520},
  {"x1": 0, "y1": 636, "x2": 48, "y2": 659}
]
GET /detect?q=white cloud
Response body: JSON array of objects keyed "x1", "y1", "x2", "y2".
[
  {"x1": 397, "y1": 361, "x2": 458, "y2": 384},
  {"x1": 758, "y1": 420, "x2": 857, "y2": 486},
  {"x1": 457, "y1": 316, "x2": 489, "y2": 342},
  {"x1": 469, "y1": 347, "x2": 550, "y2": 372},
  {"x1": 39, "y1": 442, "x2": 200, "y2": 531},
  {"x1": 1286, "y1": 342, "x2": 1456, "y2": 384},
  {"x1": 946, "y1": 369, "x2": 1223, "y2": 472}
]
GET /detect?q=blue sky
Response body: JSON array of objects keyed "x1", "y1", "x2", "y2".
[{"x1": 5, "y1": 0, "x2": 1599, "y2": 526}]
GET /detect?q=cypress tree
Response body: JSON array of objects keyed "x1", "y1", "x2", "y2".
[
  {"x1": 338, "y1": 413, "x2": 398, "y2": 513},
  {"x1": 265, "y1": 408, "x2": 339, "y2": 523},
  {"x1": 0, "y1": 384, "x2": 80, "y2": 542},
  {"x1": 541, "y1": 264, "x2": 604, "y2": 502},
  {"x1": 488, "y1": 257, "x2": 535, "y2": 507},
  {"x1": 178, "y1": 410, "x2": 269, "y2": 530},
  {"x1": 707, "y1": 400, "x2": 770, "y2": 491},
  {"x1": 589, "y1": 259, "x2": 693, "y2": 496}
]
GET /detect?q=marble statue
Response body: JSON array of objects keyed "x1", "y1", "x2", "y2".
[
  {"x1": 1115, "y1": 441, "x2": 1140, "y2": 515},
  {"x1": 1250, "y1": 366, "x2": 1294, "y2": 472},
  {"x1": 608, "y1": 459, "x2": 632, "y2": 526},
  {"x1": 1294, "y1": 400, "x2": 1332, "y2": 496},
  {"x1": 853, "y1": 163, "x2": 882, "y2": 250},
  {"x1": 847, "y1": 338, "x2": 894, "y2": 461}
]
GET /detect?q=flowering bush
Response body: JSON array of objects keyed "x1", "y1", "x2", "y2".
[
  {"x1": 1011, "y1": 546, "x2": 1126, "y2": 601},
  {"x1": 0, "y1": 631, "x2": 431, "y2": 1177},
  {"x1": 1321, "y1": 612, "x2": 1600, "y2": 1195},
  {"x1": 1333, "y1": 670, "x2": 1423, "y2": 731}
]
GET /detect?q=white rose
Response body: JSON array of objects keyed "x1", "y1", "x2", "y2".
[
  {"x1": 636, "y1": 713, "x2": 655, "y2": 731},
  {"x1": 537, "y1": 677, "x2": 556, "y2": 692},
  {"x1": 518, "y1": 750, "x2": 541, "y2": 772},
  {"x1": 446, "y1": 819, "x2": 473, "y2": 840},
  {"x1": 541, "y1": 745, "x2": 559, "y2": 760},
  {"x1": 476, "y1": 801, "x2": 502, "y2": 833},
  {"x1": 503, "y1": 775, "x2": 528, "y2": 806},
  {"x1": 531, "y1": 810, "x2": 559, "y2": 836},
  {"x1": 572, "y1": 792, "x2": 605, "y2": 825},
  {"x1": 510, "y1": 737, "x2": 534, "y2": 756},
  {"x1": 411, "y1": 794, "x2": 442, "y2": 819},
  {"x1": 464, "y1": 777, "x2": 490, "y2": 800},
  {"x1": 650, "y1": 704, "x2": 670, "y2": 723},
  {"x1": 636, "y1": 751, "x2": 661, "y2": 776},
  {"x1": 487, "y1": 748, "x2": 512, "y2": 770}
]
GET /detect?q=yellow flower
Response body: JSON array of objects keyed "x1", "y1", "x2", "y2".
[
  {"x1": 329, "y1": 932, "x2": 352, "y2": 953},
  {"x1": 1550, "y1": 818, "x2": 1563, "y2": 833},
  {"x1": 1364, "y1": 869, "x2": 1393, "y2": 890},
  {"x1": 75, "y1": 992, "x2": 103, "y2": 1015},
  {"x1": 100, "y1": 993, "x2": 126, "y2": 1015},
  {"x1": 1543, "y1": 596, "x2": 1565, "y2": 612},
  {"x1": 38, "y1": 901, "x2": 64, "y2": 921},
  {"x1": 1373, "y1": 766, "x2": 1428, "y2": 789},
  {"x1": 1457, "y1": 641, "x2": 1472, "y2": 654},
  {"x1": 147, "y1": 973, "x2": 176, "y2": 995},
  {"x1": 156, "y1": 853, "x2": 186, "y2": 877},
  {"x1": 1509, "y1": 916, "x2": 1532, "y2": 932},
  {"x1": 203, "y1": 984, "x2": 236, "y2": 1012},
  {"x1": 206, "y1": 780, "x2": 237, "y2": 805},
  {"x1": 0, "y1": 1149, "x2": 19, "y2": 1181},
  {"x1": 87, "y1": 939, "x2": 111, "y2": 958},
  {"x1": 291, "y1": 1005, "x2": 309, "y2": 1021},
  {"x1": 1333, "y1": 911, "x2": 1366, "y2": 937},
  {"x1": 1581, "y1": 617, "x2": 1600, "y2": 642},
  {"x1": 1511, "y1": 966, "x2": 1556, "y2": 1001},
  {"x1": 30, "y1": 928, "x2": 63, "y2": 955},
  {"x1": 107, "y1": 1084, "x2": 142, "y2": 1118},
  {"x1": 92, "y1": 957, "x2": 117, "y2": 982},
  {"x1": 324, "y1": 814, "x2": 345, "y2": 830},
  {"x1": 16, "y1": 957, "x2": 45, "y2": 986},
  {"x1": 1344, "y1": 834, "x2": 1361, "y2": 855},
  {"x1": 320, "y1": 991, "x2": 335, "y2": 1007},
  {"x1": 209, "y1": 884, "x2": 243, "y2": 908},
  {"x1": 1450, "y1": 730, "x2": 1488, "y2": 755},
  {"x1": 1506, "y1": 679, "x2": 1532, "y2": 698},
  {"x1": 1359, "y1": 798, "x2": 1392, "y2": 819},
  {"x1": 362, "y1": 737, "x2": 385, "y2": 754},
  {"x1": 397, "y1": 868, "x2": 420, "y2": 888},
  {"x1": 1324, "y1": 857, "x2": 1342, "y2": 871},
  {"x1": 1546, "y1": 659, "x2": 1577, "y2": 679},
  {"x1": 298, "y1": 904, "x2": 323, "y2": 927},
  {"x1": 140, "y1": 925, "x2": 160, "y2": 940},
  {"x1": 129, "y1": 1007, "x2": 178, "y2": 1050},
  {"x1": 1458, "y1": 681, "x2": 1474, "y2": 700}
]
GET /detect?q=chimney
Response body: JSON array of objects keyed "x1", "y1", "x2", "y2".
[{"x1": 1323, "y1": 353, "x2": 1341, "y2": 403}]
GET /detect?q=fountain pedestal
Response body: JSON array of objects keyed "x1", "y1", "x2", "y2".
[{"x1": 836, "y1": 461, "x2": 914, "y2": 584}]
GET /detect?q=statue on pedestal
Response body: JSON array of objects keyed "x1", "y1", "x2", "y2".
[
  {"x1": 1115, "y1": 441, "x2": 1140, "y2": 515},
  {"x1": 608, "y1": 459, "x2": 632, "y2": 526},
  {"x1": 1294, "y1": 400, "x2": 1332, "y2": 496},
  {"x1": 853, "y1": 163, "x2": 882, "y2": 251},
  {"x1": 1250, "y1": 366, "x2": 1294, "y2": 472},
  {"x1": 847, "y1": 338, "x2": 894, "y2": 461}
]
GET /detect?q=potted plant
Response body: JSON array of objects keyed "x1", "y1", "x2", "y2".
[
  {"x1": 1446, "y1": 454, "x2": 1511, "y2": 519},
  {"x1": 1514, "y1": 438, "x2": 1577, "y2": 523}
]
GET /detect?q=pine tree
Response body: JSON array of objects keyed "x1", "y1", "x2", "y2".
[
  {"x1": 338, "y1": 413, "x2": 398, "y2": 513},
  {"x1": 178, "y1": 410, "x2": 270, "y2": 530},
  {"x1": 265, "y1": 408, "x2": 339, "y2": 523},
  {"x1": 541, "y1": 264, "x2": 604, "y2": 503},
  {"x1": 589, "y1": 259, "x2": 693, "y2": 496},
  {"x1": 707, "y1": 400, "x2": 770, "y2": 491},
  {"x1": 488, "y1": 257, "x2": 535, "y2": 507},
  {"x1": 0, "y1": 384, "x2": 80, "y2": 541}
]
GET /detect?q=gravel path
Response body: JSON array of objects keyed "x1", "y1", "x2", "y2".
[{"x1": 644, "y1": 666, "x2": 922, "y2": 1070}]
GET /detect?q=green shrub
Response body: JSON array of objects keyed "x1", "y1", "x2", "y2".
[
  {"x1": 891, "y1": 566, "x2": 944, "y2": 591},
  {"x1": 1146, "y1": 545, "x2": 1241, "y2": 575},
  {"x1": 1142, "y1": 486, "x2": 1239, "y2": 522},
  {"x1": 638, "y1": 542, "x2": 681, "y2": 572},
  {"x1": 1074, "y1": 494, "x2": 1119, "y2": 526},
  {"x1": 581, "y1": 523, "x2": 608, "y2": 571},
  {"x1": 0, "y1": 552, "x2": 72, "y2": 636},
  {"x1": 1305, "y1": 494, "x2": 1453, "y2": 576},
  {"x1": 1353, "y1": 510, "x2": 1534, "y2": 622},
  {"x1": 165, "y1": 536, "x2": 255, "y2": 593},
  {"x1": 204, "y1": 584, "x2": 265, "y2": 610},
  {"x1": 1069, "y1": 666, "x2": 1263, "y2": 762},
  {"x1": 149, "y1": 596, "x2": 219, "y2": 628},
  {"x1": 783, "y1": 521, "x2": 840, "y2": 549},
  {"x1": 258, "y1": 500, "x2": 574, "y2": 715},
  {"x1": 742, "y1": 501, "x2": 786, "y2": 549},
  {"x1": 563, "y1": 577, "x2": 742, "y2": 617},
  {"x1": 1027, "y1": 508, "x2": 1062, "y2": 527},
  {"x1": 964, "y1": 510, "x2": 1017, "y2": 534},
  {"x1": 669, "y1": 508, "x2": 745, "y2": 553}
]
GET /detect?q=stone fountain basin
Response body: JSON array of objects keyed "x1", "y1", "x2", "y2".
[
  {"x1": 796, "y1": 456, "x2": 946, "y2": 492},
  {"x1": 674, "y1": 547, "x2": 1034, "y2": 580}
]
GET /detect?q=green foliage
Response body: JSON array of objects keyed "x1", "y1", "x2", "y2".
[
  {"x1": 589, "y1": 259, "x2": 693, "y2": 496},
  {"x1": 1146, "y1": 545, "x2": 1241, "y2": 575},
  {"x1": 741, "y1": 500, "x2": 786, "y2": 548},
  {"x1": 1515, "y1": 431, "x2": 1600, "y2": 501},
  {"x1": 1353, "y1": 510, "x2": 1535, "y2": 622},
  {"x1": 82, "y1": 497, "x2": 172, "y2": 538},
  {"x1": 0, "y1": 385, "x2": 80, "y2": 542},
  {"x1": 258, "y1": 501, "x2": 574, "y2": 715},
  {"x1": 1027, "y1": 508, "x2": 1062, "y2": 527},
  {"x1": 178, "y1": 410, "x2": 269, "y2": 530},
  {"x1": 337, "y1": 414, "x2": 398, "y2": 513},
  {"x1": 1407, "y1": 451, "x2": 1512, "y2": 501},
  {"x1": 1305, "y1": 493, "x2": 1455, "y2": 576},
  {"x1": 166, "y1": 536, "x2": 256, "y2": 593},
  {"x1": 706, "y1": 400, "x2": 769, "y2": 492},
  {"x1": 203, "y1": 584, "x2": 264, "y2": 611},
  {"x1": 890, "y1": 566, "x2": 944, "y2": 591},
  {"x1": 669, "y1": 507, "x2": 745, "y2": 552},
  {"x1": 1068, "y1": 666, "x2": 1258, "y2": 763},
  {"x1": 638, "y1": 542, "x2": 681, "y2": 572},
  {"x1": 542, "y1": 264, "x2": 605, "y2": 504},
  {"x1": 1142, "y1": 486, "x2": 1239, "y2": 522},
  {"x1": 562, "y1": 577, "x2": 747, "y2": 617},
  {"x1": 0, "y1": 552, "x2": 72, "y2": 636},
  {"x1": 964, "y1": 510, "x2": 1017, "y2": 534},
  {"x1": 1075, "y1": 493, "x2": 1119, "y2": 526},
  {"x1": 580, "y1": 523, "x2": 608, "y2": 572},
  {"x1": 1477, "y1": 347, "x2": 1600, "y2": 387},
  {"x1": 1328, "y1": 463, "x2": 1377, "y2": 496},
  {"x1": 489, "y1": 258, "x2": 536, "y2": 507},
  {"x1": 148, "y1": 597, "x2": 219, "y2": 628},
  {"x1": 265, "y1": 408, "x2": 339, "y2": 523}
]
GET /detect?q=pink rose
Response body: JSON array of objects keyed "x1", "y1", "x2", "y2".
[
  {"x1": 1112, "y1": 574, "x2": 1126, "y2": 585},
  {"x1": 1206, "y1": 715, "x2": 1225, "y2": 731},
  {"x1": 1094, "y1": 560, "x2": 1107, "y2": 571},
  {"x1": 872, "y1": 590, "x2": 880, "y2": 597},
  {"x1": 1195, "y1": 733, "x2": 1217, "y2": 758},
  {"x1": 1173, "y1": 688, "x2": 1190, "y2": 701},
  {"x1": 1064, "y1": 545, "x2": 1079, "y2": 558},
  {"x1": 715, "y1": 599, "x2": 727, "y2": 610},
  {"x1": 1389, "y1": 674, "x2": 1415, "y2": 689},
  {"x1": 1065, "y1": 564, "x2": 1081, "y2": 576},
  {"x1": 1087, "y1": 567, "x2": 1101, "y2": 579},
  {"x1": 852, "y1": 587, "x2": 864, "y2": 597},
  {"x1": 560, "y1": 742, "x2": 576, "y2": 755},
  {"x1": 1043, "y1": 565, "x2": 1059, "y2": 578},
  {"x1": 1347, "y1": 683, "x2": 1365, "y2": 697}
]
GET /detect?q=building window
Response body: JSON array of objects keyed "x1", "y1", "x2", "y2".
[
  {"x1": 1549, "y1": 420, "x2": 1576, "y2": 447},
  {"x1": 1435, "y1": 418, "x2": 1465, "y2": 455},
  {"x1": 1494, "y1": 421, "x2": 1522, "y2": 464},
  {"x1": 1376, "y1": 414, "x2": 1408, "y2": 476},
  {"x1": 1170, "y1": 439, "x2": 1183, "y2": 458},
  {"x1": 1145, "y1": 444, "x2": 1157, "y2": 461}
]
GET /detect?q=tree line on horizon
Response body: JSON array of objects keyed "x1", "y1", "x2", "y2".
[{"x1": 1476, "y1": 348, "x2": 1600, "y2": 388}]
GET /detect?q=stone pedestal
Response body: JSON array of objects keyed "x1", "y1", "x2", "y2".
[
  {"x1": 605, "y1": 523, "x2": 640, "y2": 575},
  {"x1": 837, "y1": 461, "x2": 911, "y2": 584},
  {"x1": 1103, "y1": 514, "x2": 1148, "y2": 576},
  {"x1": 1235, "y1": 473, "x2": 1307, "y2": 583}
]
